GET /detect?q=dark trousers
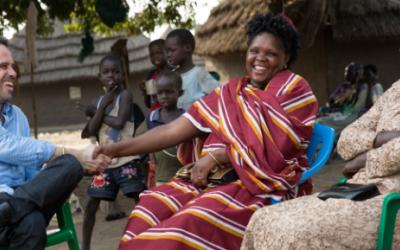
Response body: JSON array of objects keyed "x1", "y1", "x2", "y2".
[{"x1": 0, "y1": 154, "x2": 83, "y2": 250}]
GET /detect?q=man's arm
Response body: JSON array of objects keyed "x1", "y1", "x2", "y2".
[{"x1": 0, "y1": 126, "x2": 55, "y2": 167}]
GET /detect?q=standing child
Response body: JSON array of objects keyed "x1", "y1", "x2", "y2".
[
  {"x1": 141, "y1": 39, "x2": 169, "y2": 110},
  {"x1": 81, "y1": 54, "x2": 146, "y2": 250},
  {"x1": 165, "y1": 28, "x2": 220, "y2": 110},
  {"x1": 146, "y1": 70, "x2": 185, "y2": 185}
]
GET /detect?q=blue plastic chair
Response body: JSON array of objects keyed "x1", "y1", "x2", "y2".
[
  {"x1": 272, "y1": 123, "x2": 335, "y2": 204},
  {"x1": 299, "y1": 123, "x2": 335, "y2": 184}
]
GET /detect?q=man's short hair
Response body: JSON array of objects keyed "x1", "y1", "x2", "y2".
[
  {"x1": 0, "y1": 37, "x2": 8, "y2": 47},
  {"x1": 149, "y1": 39, "x2": 165, "y2": 49},
  {"x1": 157, "y1": 70, "x2": 182, "y2": 90},
  {"x1": 166, "y1": 29, "x2": 195, "y2": 51},
  {"x1": 99, "y1": 54, "x2": 123, "y2": 71}
]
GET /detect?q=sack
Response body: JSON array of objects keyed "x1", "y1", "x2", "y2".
[
  {"x1": 176, "y1": 163, "x2": 238, "y2": 185},
  {"x1": 317, "y1": 182, "x2": 380, "y2": 201}
]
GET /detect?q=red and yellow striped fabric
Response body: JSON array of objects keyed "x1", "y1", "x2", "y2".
[{"x1": 119, "y1": 70, "x2": 318, "y2": 250}]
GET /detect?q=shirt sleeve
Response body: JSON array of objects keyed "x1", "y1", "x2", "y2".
[
  {"x1": 337, "y1": 91, "x2": 382, "y2": 160},
  {"x1": 199, "y1": 69, "x2": 220, "y2": 94},
  {"x1": 0, "y1": 126, "x2": 56, "y2": 168},
  {"x1": 365, "y1": 137, "x2": 400, "y2": 178}
]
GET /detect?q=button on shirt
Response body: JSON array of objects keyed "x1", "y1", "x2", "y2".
[{"x1": 0, "y1": 103, "x2": 55, "y2": 194}]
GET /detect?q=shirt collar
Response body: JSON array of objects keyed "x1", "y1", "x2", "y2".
[{"x1": 1, "y1": 102, "x2": 12, "y2": 115}]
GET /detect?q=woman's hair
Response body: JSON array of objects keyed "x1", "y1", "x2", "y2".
[{"x1": 246, "y1": 13, "x2": 299, "y2": 68}]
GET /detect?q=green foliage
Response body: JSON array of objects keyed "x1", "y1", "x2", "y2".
[{"x1": 0, "y1": 0, "x2": 195, "y2": 37}]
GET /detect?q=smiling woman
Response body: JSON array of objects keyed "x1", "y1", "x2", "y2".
[{"x1": 93, "y1": 13, "x2": 318, "y2": 250}]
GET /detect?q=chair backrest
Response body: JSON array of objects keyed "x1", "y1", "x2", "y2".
[{"x1": 299, "y1": 123, "x2": 335, "y2": 183}]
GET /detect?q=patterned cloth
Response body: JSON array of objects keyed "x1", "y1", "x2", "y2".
[
  {"x1": 118, "y1": 70, "x2": 318, "y2": 250},
  {"x1": 241, "y1": 79, "x2": 400, "y2": 250}
]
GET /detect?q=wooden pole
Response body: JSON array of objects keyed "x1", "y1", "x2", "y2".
[{"x1": 30, "y1": 63, "x2": 38, "y2": 138}]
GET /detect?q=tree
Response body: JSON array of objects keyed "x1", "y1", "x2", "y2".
[{"x1": 0, "y1": 0, "x2": 195, "y2": 36}]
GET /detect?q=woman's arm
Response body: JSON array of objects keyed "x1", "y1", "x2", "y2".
[{"x1": 93, "y1": 116, "x2": 202, "y2": 158}]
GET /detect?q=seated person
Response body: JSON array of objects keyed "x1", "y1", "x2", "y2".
[
  {"x1": 318, "y1": 62, "x2": 369, "y2": 135},
  {"x1": 0, "y1": 42, "x2": 109, "y2": 249},
  {"x1": 93, "y1": 13, "x2": 318, "y2": 250},
  {"x1": 363, "y1": 63, "x2": 384, "y2": 113},
  {"x1": 241, "y1": 78, "x2": 400, "y2": 250}
]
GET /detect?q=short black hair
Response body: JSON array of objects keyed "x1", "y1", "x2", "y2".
[
  {"x1": 0, "y1": 37, "x2": 8, "y2": 47},
  {"x1": 156, "y1": 70, "x2": 182, "y2": 90},
  {"x1": 99, "y1": 54, "x2": 123, "y2": 71},
  {"x1": 166, "y1": 29, "x2": 195, "y2": 51},
  {"x1": 149, "y1": 39, "x2": 165, "y2": 49},
  {"x1": 364, "y1": 64, "x2": 378, "y2": 75},
  {"x1": 246, "y1": 13, "x2": 300, "y2": 68}
]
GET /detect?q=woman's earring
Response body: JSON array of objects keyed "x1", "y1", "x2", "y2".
[{"x1": 283, "y1": 64, "x2": 287, "y2": 69}]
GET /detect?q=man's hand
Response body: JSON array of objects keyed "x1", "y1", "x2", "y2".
[
  {"x1": 342, "y1": 152, "x2": 367, "y2": 179},
  {"x1": 92, "y1": 145, "x2": 115, "y2": 160},
  {"x1": 84, "y1": 154, "x2": 111, "y2": 175}
]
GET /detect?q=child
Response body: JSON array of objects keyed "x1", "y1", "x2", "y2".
[
  {"x1": 165, "y1": 28, "x2": 220, "y2": 110},
  {"x1": 141, "y1": 39, "x2": 169, "y2": 110},
  {"x1": 146, "y1": 70, "x2": 185, "y2": 185},
  {"x1": 81, "y1": 54, "x2": 146, "y2": 250}
]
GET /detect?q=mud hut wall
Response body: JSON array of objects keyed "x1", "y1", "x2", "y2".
[
  {"x1": 325, "y1": 40, "x2": 400, "y2": 96},
  {"x1": 14, "y1": 78, "x2": 101, "y2": 128}
]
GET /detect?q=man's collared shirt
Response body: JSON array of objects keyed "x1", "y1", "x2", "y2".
[{"x1": 0, "y1": 102, "x2": 55, "y2": 194}]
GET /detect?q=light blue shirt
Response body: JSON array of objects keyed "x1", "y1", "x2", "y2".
[
  {"x1": 0, "y1": 102, "x2": 55, "y2": 193},
  {"x1": 178, "y1": 66, "x2": 220, "y2": 111}
]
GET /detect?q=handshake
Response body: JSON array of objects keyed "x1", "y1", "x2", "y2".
[{"x1": 54, "y1": 144, "x2": 112, "y2": 175}]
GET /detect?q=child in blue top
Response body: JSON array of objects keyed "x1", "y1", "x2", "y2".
[{"x1": 146, "y1": 70, "x2": 185, "y2": 185}]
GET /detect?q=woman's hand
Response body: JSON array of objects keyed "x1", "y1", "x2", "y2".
[
  {"x1": 342, "y1": 152, "x2": 367, "y2": 178},
  {"x1": 191, "y1": 155, "x2": 216, "y2": 187}
]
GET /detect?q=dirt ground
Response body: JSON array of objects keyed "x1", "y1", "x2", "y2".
[{"x1": 40, "y1": 130, "x2": 344, "y2": 250}]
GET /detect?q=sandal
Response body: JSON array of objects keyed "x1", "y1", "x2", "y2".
[{"x1": 105, "y1": 211, "x2": 126, "y2": 221}]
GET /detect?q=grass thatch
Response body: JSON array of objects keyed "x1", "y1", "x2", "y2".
[
  {"x1": 195, "y1": 0, "x2": 400, "y2": 56},
  {"x1": 9, "y1": 23, "x2": 152, "y2": 85}
]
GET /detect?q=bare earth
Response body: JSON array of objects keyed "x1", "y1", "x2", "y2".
[{"x1": 39, "y1": 130, "x2": 344, "y2": 250}]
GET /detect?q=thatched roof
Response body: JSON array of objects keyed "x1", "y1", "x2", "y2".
[
  {"x1": 9, "y1": 24, "x2": 152, "y2": 85},
  {"x1": 196, "y1": 0, "x2": 400, "y2": 56}
]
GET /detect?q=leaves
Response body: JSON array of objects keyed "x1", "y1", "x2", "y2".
[{"x1": 0, "y1": 0, "x2": 195, "y2": 37}]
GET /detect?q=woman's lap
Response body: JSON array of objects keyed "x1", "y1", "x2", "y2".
[
  {"x1": 242, "y1": 194, "x2": 400, "y2": 250},
  {"x1": 120, "y1": 180, "x2": 269, "y2": 250}
]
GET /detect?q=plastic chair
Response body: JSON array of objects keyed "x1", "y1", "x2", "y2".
[
  {"x1": 299, "y1": 123, "x2": 335, "y2": 184},
  {"x1": 340, "y1": 177, "x2": 400, "y2": 250},
  {"x1": 271, "y1": 124, "x2": 335, "y2": 204},
  {"x1": 0, "y1": 203, "x2": 79, "y2": 250}
]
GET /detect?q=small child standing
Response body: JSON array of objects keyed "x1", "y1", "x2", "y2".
[
  {"x1": 165, "y1": 28, "x2": 220, "y2": 111},
  {"x1": 146, "y1": 70, "x2": 185, "y2": 185},
  {"x1": 141, "y1": 39, "x2": 169, "y2": 110},
  {"x1": 81, "y1": 54, "x2": 146, "y2": 250}
]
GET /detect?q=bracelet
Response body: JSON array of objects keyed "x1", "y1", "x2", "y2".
[{"x1": 208, "y1": 150, "x2": 223, "y2": 167}]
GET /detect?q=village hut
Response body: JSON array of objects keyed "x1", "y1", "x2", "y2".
[
  {"x1": 195, "y1": 0, "x2": 400, "y2": 102},
  {"x1": 8, "y1": 24, "x2": 152, "y2": 128}
]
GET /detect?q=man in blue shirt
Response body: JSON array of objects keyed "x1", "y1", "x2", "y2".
[{"x1": 0, "y1": 41, "x2": 109, "y2": 249}]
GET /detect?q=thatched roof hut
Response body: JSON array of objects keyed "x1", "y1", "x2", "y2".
[
  {"x1": 196, "y1": 0, "x2": 400, "y2": 56},
  {"x1": 8, "y1": 25, "x2": 154, "y2": 128},
  {"x1": 9, "y1": 24, "x2": 151, "y2": 85},
  {"x1": 195, "y1": 0, "x2": 400, "y2": 103}
]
